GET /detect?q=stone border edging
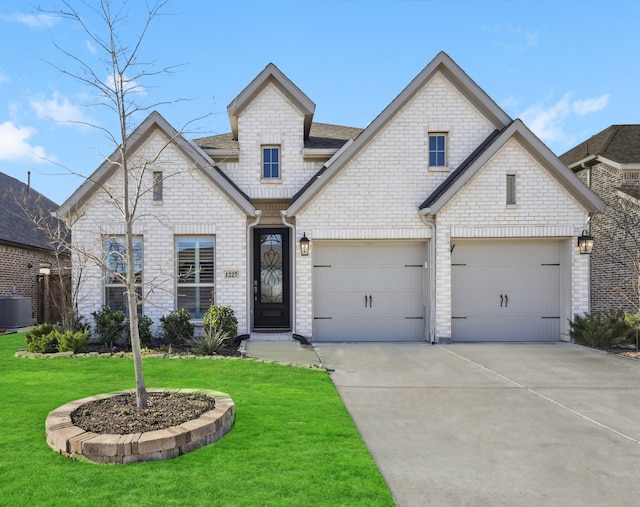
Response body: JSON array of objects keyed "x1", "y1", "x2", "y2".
[{"x1": 45, "y1": 388, "x2": 235, "y2": 464}]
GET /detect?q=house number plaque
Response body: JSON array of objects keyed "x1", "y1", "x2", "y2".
[{"x1": 224, "y1": 270, "x2": 240, "y2": 279}]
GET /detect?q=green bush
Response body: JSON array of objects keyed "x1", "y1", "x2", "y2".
[
  {"x1": 188, "y1": 328, "x2": 230, "y2": 356},
  {"x1": 26, "y1": 324, "x2": 59, "y2": 353},
  {"x1": 160, "y1": 309, "x2": 194, "y2": 345},
  {"x1": 57, "y1": 330, "x2": 90, "y2": 353},
  {"x1": 203, "y1": 305, "x2": 237, "y2": 338},
  {"x1": 569, "y1": 310, "x2": 632, "y2": 350},
  {"x1": 92, "y1": 306, "x2": 126, "y2": 348},
  {"x1": 125, "y1": 315, "x2": 153, "y2": 346}
]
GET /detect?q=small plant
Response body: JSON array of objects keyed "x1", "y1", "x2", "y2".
[
  {"x1": 203, "y1": 305, "x2": 237, "y2": 339},
  {"x1": 160, "y1": 309, "x2": 194, "y2": 345},
  {"x1": 25, "y1": 324, "x2": 59, "y2": 353},
  {"x1": 57, "y1": 330, "x2": 90, "y2": 353},
  {"x1": 188, "y1": 328, "x2": 231, "y2": 356},
  {"x1": 92, "y1": 306, "x2": 126, "y2": 349},
  {"x1": 569, "y1": 310, "x2": 631, "y2": 350},
  {"x1": 125, "y1": 315, "x2": 153, "y2": 347}
]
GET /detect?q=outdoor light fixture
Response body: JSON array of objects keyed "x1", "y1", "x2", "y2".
[
  {"x1": 39, "y1": 262, "x2": 51, "y2": 276},
  {"x1": 299, "y1": 233, "x2": 310, "y2": 256},
  {"x1": 577, "y1": 230, "x2": 594, "y2": 255}
]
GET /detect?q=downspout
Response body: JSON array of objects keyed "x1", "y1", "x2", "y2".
[
  {"x1": 280, "y1": 211, "x2": 296, "y2": 335},
  {"x1": 247, "y1": 210, "x2": 262, "y2": 334},
  {"x1": 420, "y1": 211, "x2": 436, "y2": 343}
]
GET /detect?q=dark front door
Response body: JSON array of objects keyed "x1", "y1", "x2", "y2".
[{"x1": 253, "y1": 228, "x2": 290, "y2": 329}]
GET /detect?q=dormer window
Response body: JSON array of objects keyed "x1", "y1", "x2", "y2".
[{"x1": 262, "y1": 146, "x2": 280, "y2": 179}]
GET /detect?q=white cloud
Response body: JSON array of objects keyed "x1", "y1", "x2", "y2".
[
  {"x1": 573, "y1": 94, "x2": 610, "y2": 115},
  {"x1": 520, "y1": 92, "x2": 610, "y2": 146},
  {"x1": 0, "y1": 69, "x2": 9, "y2": 85},
  {"x1": 0, "y1": 121, "x2": 51, "y2": 162},
  {"x1": 105, "y1": 74, "x2": 147, "y2": 96},
  {"x1": 0, "y1": 12, "x2": 59, "y2": 29},
  {"x1": 86, "y1": 40, "x2": 96, "y2": 54},
  {"x1": 29, "y1": 92, "x2": 93, "y2": 126}
]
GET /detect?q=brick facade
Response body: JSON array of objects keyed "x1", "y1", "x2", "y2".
[{"x1": 576, "y1": 163, "x2": 640, "y2": 313}]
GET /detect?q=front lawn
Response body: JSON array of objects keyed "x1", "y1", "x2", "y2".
[{"x1": 0, "y1": 333, "x2": 393, "y2": 507}]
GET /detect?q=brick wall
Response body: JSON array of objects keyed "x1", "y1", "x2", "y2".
[
  {"x1": 0, "y1": 243, "x2": 65, "y2": 322},
  {"x1": 576, "y1": 163, "x2": 640, "y2": 313}
]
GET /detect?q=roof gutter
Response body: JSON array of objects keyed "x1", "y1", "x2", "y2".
[{"x1": 280, "y1": 211, "x2": 296, "y2": 336}]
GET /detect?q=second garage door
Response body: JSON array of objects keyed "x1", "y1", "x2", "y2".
[
  {"x1": 451, "y1": 240, "x2": 563, "y2": 341},
  {"x1": 313, "y1": 241, "x2": 427, "y2": 342}
]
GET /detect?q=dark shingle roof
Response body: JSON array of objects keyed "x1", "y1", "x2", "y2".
[
  {"x1": 0, "y1": 172, "x2": 63, "y2": 251},
  {"x1": 560, "y1": 125, "x2": 640, "y2": 167},
  {"x1": 193, "y1": 122, "x2": 363, "y2": 151}
]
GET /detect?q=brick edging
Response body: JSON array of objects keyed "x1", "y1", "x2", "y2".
[{"x1": 45, "y1": 388, "x2": 235, "y2": 464}]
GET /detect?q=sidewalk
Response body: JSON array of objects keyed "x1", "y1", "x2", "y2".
[{"x1": 243, "y1": 340, "x2": 323, "y2": 368}]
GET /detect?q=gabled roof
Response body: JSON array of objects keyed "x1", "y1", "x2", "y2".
[
  {"x1": 560, "y1": 125, "x2": 640, "y2": 169},
  {"x1": 227, "y1": 63, "x2": 316, "y2": 141},
  {"x1": 57, "y1": 111, "x2": 256, "y2": 218},
  {"x1": 419, "y1": 119, "x2": 606, "y2": 214},
  {"x1": 286, "y1": 51, "x2": 512, "y2": 216},
  {"x1": 0, "y1": 172, "x2": 64, "y2": 251}
]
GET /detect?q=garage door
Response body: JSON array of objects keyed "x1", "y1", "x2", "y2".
[
  {"x1": 451, "y1": 240, "x2": 562, "y2": 341},
  {"x1": 313, "y1": 241, "x2": 426, "y2": 342}
]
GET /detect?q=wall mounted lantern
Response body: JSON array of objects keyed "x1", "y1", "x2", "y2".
[
  {"x1": 39, "y1": 262, "x2": 51, "y2": 276},
  {"x1": 577, "y1": 230, "x2": 594, "y2": 254},
  {"x1": 299, "y1": 233, "x2": 310, "y2": 256}
]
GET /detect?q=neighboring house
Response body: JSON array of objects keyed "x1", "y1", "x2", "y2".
[
  {"x1": 57, "y1": 52, "x2": 605, "y2": 343},
  {"x1": 0, "y1": 172, "x2": 69, "y2": 324},
  {"x1": 560, "y1": 125, "x2": 640, "y2": 313}
]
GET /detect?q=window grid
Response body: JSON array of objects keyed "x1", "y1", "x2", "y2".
[
  {"x1": 262, "y1": 146, "x2": 280, "y2": 179},
  {"x1": 429, "y1": 134, "x2": 446, "y2": 167},
  {"x1": 104, "y1": 236, "x2": 143, "y2": 316}
]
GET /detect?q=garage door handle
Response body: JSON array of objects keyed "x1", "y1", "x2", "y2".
[
  {"x1": 505, "y1": 294, "x2": 508, "y2": 307},
  {"x1": 365, "y1": 295, "x2": 368, "y2": 308},
  {"x1": 369, "y1": 295, "x2": 373, "y2": 308},
  {"x1": 500, "y1": 294, "x2": 503, "y2": 307}
]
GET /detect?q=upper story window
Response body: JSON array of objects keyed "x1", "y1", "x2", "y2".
[
  {"x1": 152, "y1": 171, "x2": 163, "y2": 202},
  {"x1": 262, "y1": 146, "x2": 280, "y2": 179},
  {"x1": 506, "y1": 174, "x2": 516, "y2": 205},
  {"x1": 428, "y1": 133, "x2": 447, "y2": 168}
]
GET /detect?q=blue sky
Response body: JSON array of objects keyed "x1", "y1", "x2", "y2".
[{"x1": 0, "y1": 0, "x2": 638, "y2": 205}]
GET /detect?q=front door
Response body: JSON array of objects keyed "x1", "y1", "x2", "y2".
[{"x1": 253, "y1": 228, "x2": 290, "y2": 329}]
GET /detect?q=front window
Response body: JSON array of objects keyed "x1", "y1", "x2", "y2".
[
  {"x1": 262, "y1": 146, "x2": 280, "y2": 179},
  {"x1": 104, "y1": 236, "x2": 143, "y2": 316},
  {"x1": 429, "y1": 134, "x2": 447, "y2": 167},
  {"x1": 153, "y1": 171, "x2": 163, "y2": 202},
  {"x1": 176, "y1": 236, "x2": 215, "y2": 318}
]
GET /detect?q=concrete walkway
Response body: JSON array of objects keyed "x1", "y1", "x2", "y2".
[{"x1": 314, "y1": 342, "x2": 640, "y2": 507}]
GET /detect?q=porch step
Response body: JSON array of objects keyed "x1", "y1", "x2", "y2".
[{"x1": 250, "y1": 331, "x2": 293, "y2": 342}]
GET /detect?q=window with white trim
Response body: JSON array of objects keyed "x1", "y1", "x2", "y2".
[
  {"x1": 104, "y1": 236, "x2": 143, "y2": 316},
  {"x1": 176, "y1": 236, "x2": 215, "y2": 318},
  {"x1": 262, "y1": 146, "x2": 280, "y2": 179},
  {"x1": 428, "y1": 133, "x2": 447, "y2": 167}
]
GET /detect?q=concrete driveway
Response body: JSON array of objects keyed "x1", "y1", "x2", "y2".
[{"x1": 314, "y1": 342, "x2": 640, "y2": 506}]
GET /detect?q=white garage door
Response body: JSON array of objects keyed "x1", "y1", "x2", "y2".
[
  {"x1": 451, "y1": 240, "x2": 562, "y2": 341},
  {"x1": 313, "y1": 241, "x2": 426, "y2": 342}
]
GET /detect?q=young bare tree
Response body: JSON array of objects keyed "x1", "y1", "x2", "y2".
[{"x1": 46, "y1": 0, "x2": 180, "y2": 408}]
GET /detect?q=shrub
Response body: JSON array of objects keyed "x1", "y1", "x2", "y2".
[
  {"x1": 203, "y1": 305, "x2": 237, "y2": 338},
  {"x1": 26, "y1": 324, "x2": 59, "y2": 353},
  {"x1": 569, "y1": 311, "x2": 631, "y2": 350},
  {"x1": 160, "y1": 309, "x2": 194, "y2": 345},
  {"x1": 57, "y1": 330, "x2": 90, "y2": 353},
  {"x1": 92, "y1": 306, "x2": 126, "y2": 348},
  {"x1": 125, "y1": 315, "x2": 153, "y2": 346},
  {"x1": 188, "y1": 328, "x2": 230, "y2": 356}
]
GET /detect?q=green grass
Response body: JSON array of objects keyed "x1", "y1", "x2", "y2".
[{"x1": 0, "y1": 333, "x2": 393, "y2": 507}]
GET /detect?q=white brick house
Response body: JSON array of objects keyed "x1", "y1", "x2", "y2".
[{"x1": 57, "y1": 52, "x2": 605, "y2": 343}]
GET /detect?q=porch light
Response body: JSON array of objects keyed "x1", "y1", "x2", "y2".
[
  {"x1": 39, "y1": 262, "x2": 51, "y2": 276},
  {"x1": 299, "y1": 233, "x2": 310, "y2": 256},
  {"x1": 577, "y1": 230, "x2": 594, "y2": 254}
]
